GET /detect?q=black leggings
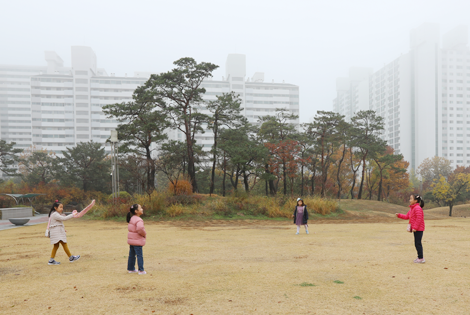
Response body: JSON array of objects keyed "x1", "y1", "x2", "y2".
[{"x1": 413, "y1": 231, "x2": 424, "y2": 259}]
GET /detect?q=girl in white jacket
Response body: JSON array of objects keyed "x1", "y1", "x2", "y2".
[{"x1": 47, "y1": 200, "x2": 80, "y2": 265}]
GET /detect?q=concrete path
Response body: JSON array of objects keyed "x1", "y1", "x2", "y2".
[{"x1": 0, "y1": 214, "x2": 48, "y2": 231}]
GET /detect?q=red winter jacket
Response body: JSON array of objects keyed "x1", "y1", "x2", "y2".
[{"x1": 397, "y1": 203, "x2": 425, "y2": 231}]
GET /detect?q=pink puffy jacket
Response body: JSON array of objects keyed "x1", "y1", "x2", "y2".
[
  {"x1": 397, "y1": 203, "x2": 425, "y2": 231},
  {"x1": 127, "y1": 215, "x2": 146, "y2": 246}
]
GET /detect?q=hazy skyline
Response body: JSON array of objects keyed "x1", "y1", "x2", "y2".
[{"x1": 1, "y1": 0, "x2": 469, "y2": 122}]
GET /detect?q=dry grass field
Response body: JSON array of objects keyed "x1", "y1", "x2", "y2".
[{"x1": 1, "y1": 212, "x2": 470, "y2": 314}]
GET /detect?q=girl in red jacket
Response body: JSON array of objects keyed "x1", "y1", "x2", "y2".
[
  {"x1": 127, "y1": 204, "x2": 147, "y2": 274},
  {"x1": 396, "y1": 194, "x2": 425, "y2": 263}
]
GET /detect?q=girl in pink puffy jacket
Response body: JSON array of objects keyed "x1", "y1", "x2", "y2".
[
  {"x1": 395, "y1": 194, "x2": 425, "y2": 263},
  {"x1": 126, "y1": 204, "x2": 147, "y2": 275}
]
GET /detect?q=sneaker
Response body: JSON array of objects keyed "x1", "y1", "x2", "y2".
[
  {"x1": 414, "y1": 258, "x2": 425, "y2": 264},
  {"x1": 306, "y1": 230, "x2": 309, "y2": 234},
  {"x1": 128, "y1": 270, "x2": 138, "y2": 274},
  {"x1": 69, "y1": 255, "x2": 81, "y2": 263},
  {"x1": 295, "y1": 232, "x2": 299, "y2": 235},
  {"x1": 48, "y1": 259, "x2": 60, "y2": 265},
  {"x1": 138, "y1": 271, "x2": 147, "y2": 275}
]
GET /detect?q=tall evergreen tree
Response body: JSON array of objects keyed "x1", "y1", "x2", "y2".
[
  {"x1": 305, "y1": 111, "x2": 344, "y2": 198},
  {"x1": 206, "y1": 92, "x2": 245, "y2": 196},
  {"x1": 259, "y1": 109, "x2": 299, "y2": 195},
  {"x1": 351, "y1": 110, "x2": 385, "y2": 199},
  {"x1": 103, "y1": 90, "x2": 170, "y2": 194},
  {"x1": 143, "y1": 57, "x2": 218, "y2": 193}
]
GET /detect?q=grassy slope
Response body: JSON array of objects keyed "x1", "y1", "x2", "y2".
[
  {"x1": 425, "y1": 204, "x2": 470, "y2": 218},
  {"x1": 335, "y1": 199, "x2": 447, "y2": 222}
]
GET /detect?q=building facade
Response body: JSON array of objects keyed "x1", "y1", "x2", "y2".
[
  {"x1": 333, "y1": 24, "x2": 470, "y2": 170},
  {"x1": 1, "y1": 49, "x2": 299, "y2": 157}
]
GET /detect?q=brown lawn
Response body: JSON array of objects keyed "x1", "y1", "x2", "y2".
[{"x1": 1, "y1": 215, "x2": 469, "y2": 314}]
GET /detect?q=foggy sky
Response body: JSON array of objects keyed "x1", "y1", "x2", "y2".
[{"x1": 1, "y1": 0, "x2": 469, "y2": 123}]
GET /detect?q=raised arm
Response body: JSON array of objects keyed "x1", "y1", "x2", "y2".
[
  {"x1": 73, "y1": 200, "x2": 96, "y2": 218},
  {"x1": 51, "y1": 211, "x2": 74, "y2": 222}
]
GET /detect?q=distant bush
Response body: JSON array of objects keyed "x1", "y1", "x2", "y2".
[
  {"x1": 166, "y1": 204, "x2": 184, "y2": 217},
  {"x1": 168, "y1": 180, "x2": 193, "y2": 196},
  {"x1": 302, "y1": 197, "x2": 339, "y2": 215},
  {"x1": 208, "y1": 199, "x2": 233, "y2": 216},
  {"x1": 133, "y1": 190, "x2": 166, "y2": 216},
  {"x1": 107, "y1": 191, "x2": 132, "y2": 204},
  {"x1": 166, "y1": 194, "x2": 203, "y2": 206}
]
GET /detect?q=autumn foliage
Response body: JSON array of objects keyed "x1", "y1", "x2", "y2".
[{"x1": 168, "y1": 179, "x2": 193, "y2": 196}]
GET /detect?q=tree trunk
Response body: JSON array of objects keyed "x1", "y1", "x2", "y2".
[
  {"x1": 283, "y1": 162, "x2": 287, "y2": 195},
  {"x1": 209, "y1": 122, "x2": 218, "y2": 196},
  {"x1": 449, "y1": 203, "x2": 453, "y2": 217},
  {"x1": 336, "y1": 145, "x2": 346, "y2": 199},
  {"x1": 243, "y1": 171, "x2": 249, "y2": 192},
  {"x1": 184, "y1": 120, "x2": 198, "y2": 193},
  {"x1": 145, "y1": 147, "x2": 155, "y2": 195},
  {"x1": 377, "y1": 171, "x2": 383, "y2": 201},
  {"x1": 222, "y1": 153, "x2": 226, "y2": 197},
  {"x1": 301, "y1": 162, "x2": 304, "y2": 196},
  {"x1": 357, "y1": 157, "x2": 366, "y2": 199}
]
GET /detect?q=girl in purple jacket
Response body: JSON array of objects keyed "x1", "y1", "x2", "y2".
[{"x1": 126, "y1": 204, "x2": 147, "y2": 275}]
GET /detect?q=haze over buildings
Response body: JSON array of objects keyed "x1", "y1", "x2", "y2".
[
  {"x1": 333, "y1": 24, "x2": 470, "y2": 170},
  {"x1": 0, "y1": 48, "x2": 299, "y2": 154}
]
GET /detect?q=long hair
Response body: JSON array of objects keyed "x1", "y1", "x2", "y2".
[
  {"x1": 126, "y1": 204, "x2": 139, "y2": 223},
  {"x1": 48, "y1": 200, "x2": 62, "y2": 217},
  {"x1": 296, "y1": 199, "x2": 305, "y2": 207},
  {"x1": 413, "y1": 194, "x2": 425, "y2": 208}
]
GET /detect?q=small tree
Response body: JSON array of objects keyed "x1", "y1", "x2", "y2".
[
  {"x1": 59, "y1": 141, "x2": 109, "y2": 192},
  {"x1": 155, "y1": 140, "x2": 189, "y2": 194},
  {"x1": 417, "y1": 156, "x2": 452, "y2": 189},
  {"x1": 18, "y1": 148, "x2": 57, "y2": 186},
  {"x1": 431, "y1": 172, "x2": 470, "y2": 216},
  {"x1": 0, "y1": 140, "x2": 22, "y2": 178},
  {"x1": 372, "y1": 146, "x2": 404, "y2": 201}
]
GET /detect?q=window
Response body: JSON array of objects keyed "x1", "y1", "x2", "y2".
[
  {"x1": 77, "y1": 127, "x2": 89, "y2": 131},
  {"x1": 75, "y1": 79, "x2": 88, "y2": 84},
  {"x1": 76, "y1": 95, "x2": 88, "y2": 99},
  {"x1": 75, "y1": 87, "x2": 88, "y2": 92},
  {"x1": 76, "y1": 119, "x2": 89, "y2": 123},
  {"x1": 75, "y1": 70, "x2": 88, "y2": 75},
  {"x1": 76, "y1": 103, "x2": 88, "y2": 107},
  {"x1": 77, "y1": 134, "x2": 89, "y2": 139}
]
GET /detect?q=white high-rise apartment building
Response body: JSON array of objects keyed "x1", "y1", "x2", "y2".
[
  {"x1": 0, "y1": 47, "x2": 147, "y2": 155},
  {"x1": 1, "y1": 49, "x2": 299, "y2": 156},
  {"x1": 180, "y1": 54, "x2": 300, "y2": 149},
  {"x1": 333, "y1": 24, "x2": 470, "y2": 170},
  {"x1": 333, "y1": 67, "x2": 372, "y2": 122}
]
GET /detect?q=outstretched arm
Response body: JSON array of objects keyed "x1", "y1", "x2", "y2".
[
  {"x1": 51, "y1": 212, "x2": 74, "y2": 221},
  {"x1": 395, "y1": 211, "x2": 410, "y2": 220},
  {"x1": 73, "y1": 200, "x2": 96, "y2": 218}
]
